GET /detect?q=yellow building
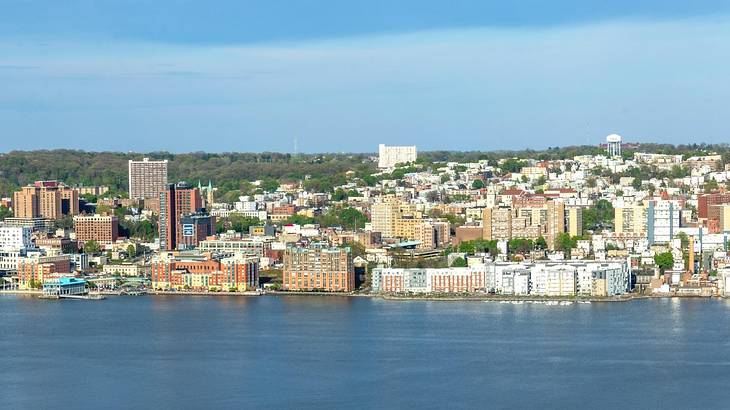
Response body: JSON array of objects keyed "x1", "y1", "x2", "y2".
[
  {"x1": 566, "y1": 206, "x2": 583, "y2": 237},
  {"x1": 614, "y1": 204, "x2": 647, "y2": 235},
  {"x1": 482, "y1": 200, "x2": 568, "y2": 250},
  {"x1": 714, "y1": 204, "x2": 730, "y2": 232}
]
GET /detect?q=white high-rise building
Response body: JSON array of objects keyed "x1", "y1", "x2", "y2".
[
  {"x1": 647, "y1": 200, "x2": 681, "y2": 244},
  {"x1": 378, "y1": 144, "x2": 417, "y2": 168},
  {"x1": 128, "y1": 158, "x2": 168, "y2": 199}
]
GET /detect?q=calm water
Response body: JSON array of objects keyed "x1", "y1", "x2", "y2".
[{"x1": 2, "y1": 295, "x2": 730, "y2": 409}]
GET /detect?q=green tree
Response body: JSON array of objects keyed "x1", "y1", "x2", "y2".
[
  {"x1": 535, "y1": 236, "x2": 548, "y2": 250},
  {"x1": 332, "y1": 188, "x2": 348, "y2": 201},
  {"x1": 0, "y1": 205, "x2": 13, "y2": 220},
  {"x1": 508, "y1": 238, "x2": 534, "y2": 254},
  {"x1": 451, "y1": 257, "x2": 467, "y2": 267},
  {"x1": 285, "y1": 214, "x2": 316, "y2": 225},
  {"x1": 126, "y1": 244, "x2": 137, "y2": 259},
  {"x1": 654, "y1": 252, "x2": 674, "y2": 273},
  {"x1": 582, "y1": 199, "x2": 614, "y2": 232},
  {"x1": 349, "y1": 241, "x2": 366, "y2": 259},
  {"x1": 339, "y1": 208, "x2": 366, "y2": 229},
  {"x1": 500, "y1": 158, "x2": 527, "y2": 173},
  {"x1": 471, "y1": 179, "x2": 485, "y2": 189},
  {"x1": 631, "y1": 178, "x2": 643, "y2": 190},
  {"x1": 555, "y1": 233, "x2": 577, "y2": 255},
  {"x1": 84, "y1": 240, "x2": 101, "y2": 255},
  {"x1": 216, "y1": 215, "x2": 260, "y2": 233},
  {"x1": 705, "y1": 179, "x2": 719, "y2": 193},
  {"x1": 96, "y1": 204, "x2": 113, "y2": 215},
  {"x1": 260, "y1": 179, "x2": 279, "y2": 193}
]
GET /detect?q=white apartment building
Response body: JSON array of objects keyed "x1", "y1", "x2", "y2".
[
  {"x1": 371, "y1": 264, "x2": 486, "y2": 293},
  {"x1": 373, "y1": 261, "x2": 630, "y2": 296},
  {"x1": 0, "y1": 249, "x2": 25, "y2": 272},
  {"x1": 647, "y1": 200, "x2": 681, "y2": 244},
  {"x1": 378, "y1": 144, "x2": 417, "y2": 169},
  {"x1": 0, "y1": 226, "x2": 34, "y2": 250}
]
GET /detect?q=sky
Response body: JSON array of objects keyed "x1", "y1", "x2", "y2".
[{"x1": 1, "y1": 1, "x2": 730, "y2": 153}]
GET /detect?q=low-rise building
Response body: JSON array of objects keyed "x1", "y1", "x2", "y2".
[{"x1": 150, "y1": 251, "x2": 259, "y2": 291}]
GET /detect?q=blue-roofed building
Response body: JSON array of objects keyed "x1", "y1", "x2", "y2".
[{"x1": 42, "y1": 277, "x2": 87, "y2": 297}]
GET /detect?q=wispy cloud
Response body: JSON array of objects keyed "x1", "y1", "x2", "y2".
[{"x1": 0, "y1": 16, "x2": 728, "y2": 152}]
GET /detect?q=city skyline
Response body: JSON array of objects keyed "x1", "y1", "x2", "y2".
[{"x1": 2, "y1": 1, "x2": 730, "y2": 153}]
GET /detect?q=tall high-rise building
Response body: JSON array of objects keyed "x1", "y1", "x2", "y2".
[
  {"x1": 128, "y1": 158, "x2": 168, "y2": 199},
  {"x1": 159, "y1": 182, "x2": 203, "y2": 251},
  {"x1": 565, "y1": 206, "x2": 583, "y2": 237},
  {"x1": 12, "y1": 181, "x2": 78, "y2": 220},
  {"x1": 378, "y1": 144, "x2": 417, "y2": 168},
  {"x1": 647, "y1": 200, "x2": 681, "y2": 245}
]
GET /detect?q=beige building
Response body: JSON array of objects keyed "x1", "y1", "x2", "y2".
[
  {"x1": 371, "y1": 197, "x2": 448, "y2": 248},
  {"x1": 128, "y1": 158, "x2": 168, "y2": 199},
  {"x1": 102, "y1": 263, "x2": 149, "y2": 277},
  {"x1": 614, "y1": 204, "x2": 647, "y2": 235},
  {"x1": 282, "y1": 245, "x2": 354, "y2": 292},
  {"x1": 714, "y1": 204, "x2": 730, "y2": 232},
  {"x1": 371, "y1": 197, "x2": 417, "y2": 237},
  {"x1": 482, "y1": 200, "x2": 568, "y2": 250},
  {"x1": 566, "y1": 206, "x2": 583, "y2": 237},
  {"x1": 13, "y1": 181, "x2": 78, "y2": 220},
  {"x1": 482, "y1": 207, "x2": 513, "y2": 241}
]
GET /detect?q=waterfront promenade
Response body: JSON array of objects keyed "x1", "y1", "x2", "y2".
[{"x1": 0, "y1": 288, "x2": 720, "y2": 302}]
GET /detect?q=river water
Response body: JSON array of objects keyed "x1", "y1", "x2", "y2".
[{"x1": 2, "y1": 295, "x2": 730, "y2": 409}]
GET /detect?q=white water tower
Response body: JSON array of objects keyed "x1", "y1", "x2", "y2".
[{"x1": 606, "y1": 134, "x2": 622, "y2": 157}]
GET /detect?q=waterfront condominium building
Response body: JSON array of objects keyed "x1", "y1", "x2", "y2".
[
  {"x1": 12, "y1": 181, "x2": 79, "y2": 220},
  {"x1": 128, "y1": 158, "x2": 168, "y2": 199},
  {"x1": 17, "y1": 254, "x2": 72, "y2": 289},
  {"x1": 73, "y1": 214, "x2": 119, "y2": 245},
  {"x1": 282, "y1": 244, "x2": 354, "y2": 292},
  {"x1": 371, "y1": 265, "x2": 487, "y2": 293},
  {"x1": 159, "y1": 182, "x2": 204, "y2": 251},
  {"x1": 378, "y1": 144, "x2": 417, "y2": 168},
  {"x1": 150, "y1": 251, "x2": 259, "y2": 291}
]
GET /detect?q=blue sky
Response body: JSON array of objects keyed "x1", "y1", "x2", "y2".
[{"x1": 1, "y1": 0, "x2": 729, "y2": 153}]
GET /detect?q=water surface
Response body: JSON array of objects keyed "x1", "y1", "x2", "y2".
[{"x1": 2, "y1": 295, "x2": 729, "y2": 409}]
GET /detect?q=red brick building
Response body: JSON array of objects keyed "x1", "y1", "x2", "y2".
[
  {"x1": 151, "y1": 252, "x2": 258, "y2": 291},
  {"x1": 73, "y1": 214, "x2": 119, "y2": 245}
]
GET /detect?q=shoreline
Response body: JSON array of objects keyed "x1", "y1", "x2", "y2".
[{"x1": 0, "y1": 289, "x2": 723, "y2": 302}]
